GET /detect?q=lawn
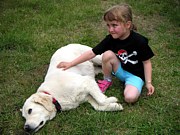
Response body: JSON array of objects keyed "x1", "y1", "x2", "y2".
[{"x1": 0, "y1": 0, "x2": 179, "y2": 134}]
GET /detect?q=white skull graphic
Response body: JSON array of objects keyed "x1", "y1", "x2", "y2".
[{"x1": 117, "y1": 50, "x2": 138, "y2": 64}]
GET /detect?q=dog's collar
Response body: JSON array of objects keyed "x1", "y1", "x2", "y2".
[{"x1": 43, "y1": 91, "x2": 62, "y2": 112}]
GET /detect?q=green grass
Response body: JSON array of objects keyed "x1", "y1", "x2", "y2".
[{"x1": 0, "y1": 0, "x2": 179, "y2": 134}]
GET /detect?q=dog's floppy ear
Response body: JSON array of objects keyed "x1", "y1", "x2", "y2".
[{"x1": 32, "y1": 93, "x2": 55, "y2": 112}]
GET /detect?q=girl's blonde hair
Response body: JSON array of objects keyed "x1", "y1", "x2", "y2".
[{"x1": 103, "y1": 4, "x2": 137, "y2": 31}]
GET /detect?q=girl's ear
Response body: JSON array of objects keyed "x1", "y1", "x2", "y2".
[{"x1": 126, "y1": 21, "x2": 132, "y2": 29}]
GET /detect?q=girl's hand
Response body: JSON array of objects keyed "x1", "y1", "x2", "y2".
[
  {"x1": 146, "y1": 83, "x2": 155, "y2": 96},
  {"x1": 57, "y1": 62, "x2": 72, "y2": 70}
]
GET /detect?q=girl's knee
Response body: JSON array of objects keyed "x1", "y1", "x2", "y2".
[
  {"x1": 102, "y1": 51, "x2": 116, "y2": 61},
  {"x1": 124, "y1": 85, "x2": 140, "y2": 103},
  {"x1": 124, "y1": 94, "x2": 139, "y2": 103}
]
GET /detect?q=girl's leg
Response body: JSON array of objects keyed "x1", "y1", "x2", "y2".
[
  {"x1": 106, "y1": 53, "x2": 143, "y2": 103},
  {"x1": 98, "y1": 51, "x2": 120, "y2": 92},
  {"x1": 102, "y1": 50, "x2": 120, "y2": 80},
  {"x1": 124, "y1": 85, "x2": 140, "y2": 103}
]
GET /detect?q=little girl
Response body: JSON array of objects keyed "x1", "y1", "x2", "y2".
[{"x1": 57, "y1": 4, "x2": 155, "y2": 103}]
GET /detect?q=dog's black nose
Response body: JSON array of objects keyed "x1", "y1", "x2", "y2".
[{"x1": 24, "y1": 125, "x2": 32, "y2": 132}]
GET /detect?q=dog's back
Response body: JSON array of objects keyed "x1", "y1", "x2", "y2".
[{"x1": 46, "y1": 44, "x2": 102, "y2": 78}]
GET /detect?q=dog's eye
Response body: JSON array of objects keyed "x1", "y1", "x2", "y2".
[
  {"x1": 28, "y1": 109, "x2": 32, "y2": 114},
  {"x1": 39, "y1": 121, "x2": 44, "y2": 126}
]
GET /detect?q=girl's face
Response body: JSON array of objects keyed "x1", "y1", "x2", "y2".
[{"x1": 106, "y1": 20, "x2": 131, "y2": 40}]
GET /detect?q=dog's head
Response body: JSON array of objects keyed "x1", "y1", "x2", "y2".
[{"x1": 21, "y1": 93, "x2": 56, "y2": 133}]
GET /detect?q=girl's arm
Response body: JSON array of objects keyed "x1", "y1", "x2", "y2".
[
  {"x1": 143, "y1": 59, "x2": 155, "y2": 96},
  {"x1": 57, "y1": 50, "x2": 96, "y2": 70}
]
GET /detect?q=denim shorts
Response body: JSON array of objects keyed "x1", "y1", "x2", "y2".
[{"x1": 112, "y1": 64, "x2": 144, "y2": 93}]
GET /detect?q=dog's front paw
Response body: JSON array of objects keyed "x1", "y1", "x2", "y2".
[
  {"x1": 116, "y1": 103, "x2": 123, "y2": 111},
  {"x1": 105, "y1": 97, "x2": 118, "y2": 103},
  {"x1": 110, "y1": 103, "x2": 123, "y2": 111}
]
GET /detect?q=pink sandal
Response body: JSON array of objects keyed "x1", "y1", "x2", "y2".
[{"x1": 97, "y1": 80, "x2": 112, "y2": 93}]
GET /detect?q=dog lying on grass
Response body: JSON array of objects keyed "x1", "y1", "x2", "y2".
[{"x1": 21, "y1": 44, "x2": 123, "y2": 133}]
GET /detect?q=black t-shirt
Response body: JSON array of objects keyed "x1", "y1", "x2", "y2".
[{"x1": 92, "y1": 31, "x2": 154, "y2": 81}]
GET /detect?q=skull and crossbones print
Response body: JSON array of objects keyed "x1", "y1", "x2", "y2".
[{"x1": 117, "y1": 49, "x2": 138, "y2": 64}]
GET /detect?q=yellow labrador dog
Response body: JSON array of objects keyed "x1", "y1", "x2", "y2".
[{"x1": 21, "y1": 44, "x2": 123, "y2": 133}]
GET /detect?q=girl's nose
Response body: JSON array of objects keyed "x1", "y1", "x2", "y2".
[{"x1": 108, "y1": 26, "x2": 114, "y2": 33}]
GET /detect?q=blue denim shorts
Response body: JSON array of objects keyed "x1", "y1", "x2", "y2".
[{"x1": 112, "y1": 64, "x2": 144, "y2": 93}]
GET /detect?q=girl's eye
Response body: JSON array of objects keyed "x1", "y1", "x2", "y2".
[
  {"x1": 107, "y1": 24, "x2": 110, "y2": 27},
  {"x1": 28, "y1": 108, "x2": 32, "y2": 114},
  {"x1": 106, "y1": 24, "x2": 117, "y2": 28},
  {"x1": 112, "y1": 24, "x2": 118, "y2": 27}
]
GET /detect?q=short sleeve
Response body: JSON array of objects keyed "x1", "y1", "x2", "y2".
[
  {"x1": 92, "y1": 35, "x2": 112, "y2": 55},
  {"x1": 138, "y1": 38, "x2": 154, "y2": 61}
]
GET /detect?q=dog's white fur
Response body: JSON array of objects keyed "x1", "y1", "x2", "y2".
[{"x1": 21, "y1": 44, "x2": 123, "y2": 132}]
